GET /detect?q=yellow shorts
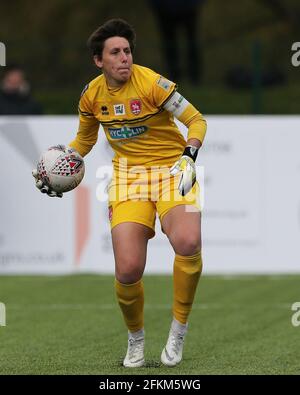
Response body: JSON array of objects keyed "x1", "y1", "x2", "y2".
[{"x1": 107, "y1": 167, "x2": 201, "y2": 237}]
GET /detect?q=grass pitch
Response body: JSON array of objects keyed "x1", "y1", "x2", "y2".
[{"x1": 0, "y1": 274, "x2": 299, "y2": 375}]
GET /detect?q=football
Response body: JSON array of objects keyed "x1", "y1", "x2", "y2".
[{"x1": 37, "y1": 145, "x2": 85, "y2": 193}]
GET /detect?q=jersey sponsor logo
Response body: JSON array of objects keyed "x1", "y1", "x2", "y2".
[
  {"x1": 157, "y1": 76, "x2": 171, "y2": 91},
  {"x1": 114, "y1": 104, "x2": 125, "y2": 115},
  {"x1": 108, "y1": 125, "x2": 148, "y2": 139},
  {"x1": 130, "y1": 99, "x2": 142, "y2": 115}
]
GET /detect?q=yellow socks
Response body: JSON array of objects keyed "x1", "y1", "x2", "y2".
[
  {"x1": 173, "y1": 252, "x2": 203, "y2": 324},
  {"x1": 115, "y1": 278, "x2": 144, "y2": 332},
  {"x1": 115, "y1": 252, "x2": 202, "y2": 331}
]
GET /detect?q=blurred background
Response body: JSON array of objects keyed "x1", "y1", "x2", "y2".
[{"x1": 1, "y1": 0, "x2": 300, "y2": 115}]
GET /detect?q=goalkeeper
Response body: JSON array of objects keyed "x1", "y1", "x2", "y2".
[{"x1": 33, "y1": 18, "x2": 207, "y2": 368}]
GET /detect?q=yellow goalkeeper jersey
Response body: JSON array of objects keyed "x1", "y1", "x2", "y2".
[{"x1": 69, "y1": 64, "x2": 206, "y2": 170}]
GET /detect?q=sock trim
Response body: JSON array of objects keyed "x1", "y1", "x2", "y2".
[{"x1": 175, "y1": 251, "x2": 201, "y2": 261}]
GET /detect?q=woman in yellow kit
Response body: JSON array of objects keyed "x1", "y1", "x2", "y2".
[{"x1": 33, "y1": 19, "x2": 207, "y2": 367}]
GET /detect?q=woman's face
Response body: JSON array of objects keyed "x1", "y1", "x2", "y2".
[{"x1": 95, "y1": 36, "x2": 133, "y2": 88}]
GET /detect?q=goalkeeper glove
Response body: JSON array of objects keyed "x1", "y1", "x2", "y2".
[
  {"x1": 32, "y1": 169, "x2": 63, "y2": 198},
  {"x1": 32, "y1": 144, "x2": 75, "y2": 198},
  {"x1": 170, "y1": 145, "x2": 199, "y2": 196}
]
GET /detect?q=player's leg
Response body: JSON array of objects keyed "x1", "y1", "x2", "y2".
[
  {"x1": 113, "y1": 222, "x2": 152, "y2": 284},
  {"x1": 109, "y1": 200, "x2": 156, "y2": 367},
  {"x1": 112, "y1": 222, "x2": 153, "y2": 368},
  {"x1": 162, "y1": 204, "x2": 201, "y2": 256},
  {"x1": 157, "y1": 177, "x2": 203, "y2": 366},
  {"x1": 160, "y1": 205, "x2": 202, "y2": 366},
  {"x1": 162, "y1": 204, "x2": 202, "y2": 322}
]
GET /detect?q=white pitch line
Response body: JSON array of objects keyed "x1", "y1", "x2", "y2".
[
  {"x1": 6, "y1": 303, "x2": 219, "y2": 310},
  {"x1": 6, "y1": 303, "x2": 294, "y2": 311}
]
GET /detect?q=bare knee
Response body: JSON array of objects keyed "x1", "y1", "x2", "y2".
[
  {"x1": 169, "y1": 232, "x2": 201, "y2": 256},
  {"x1": 115, "y1": 256, "x2": 144, "y2": 284}
]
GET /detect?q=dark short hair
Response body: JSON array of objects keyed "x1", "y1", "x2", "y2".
[{"x1": 87, "y1": 18, "x2": 136, "y2": 59}]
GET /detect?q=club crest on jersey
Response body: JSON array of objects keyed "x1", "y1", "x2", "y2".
[
  {"x1": 130, "y1": 99, "x2": 142, "y2": 115},
  {"x1": 114, "y1": 104, "x2": 125, "y2": 115}
]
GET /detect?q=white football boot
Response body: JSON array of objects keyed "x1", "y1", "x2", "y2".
[
  {"x1": 161, "y1": 319, "x2": 188, "y2": 367},
  {"x1": 123, "y1": 329, "x2": 145, "y2": 368}
]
